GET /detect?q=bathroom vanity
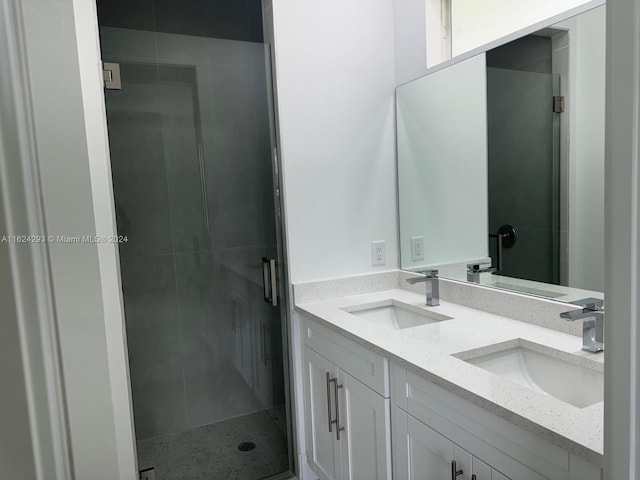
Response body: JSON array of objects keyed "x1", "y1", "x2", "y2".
[
  {"x1": 294, "y1": 272, "x2": 603, "y2": 480},
  {"x1": 294, "y1": 5, "x2": 606, "y2": 480}
]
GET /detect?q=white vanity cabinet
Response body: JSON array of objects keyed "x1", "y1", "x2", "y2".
[
  {"x1": 301, "y1": 316, "x2": 392, "y2": 480},
  {"x1": 298, "y1": 314, "x2": 601, "y2": 480},
  {"x1": 392, "y1": 404, "x2": 517, "y2": 480},
  {"x1": 392, "y1": 363, "x2": 602, "y2": 480}
]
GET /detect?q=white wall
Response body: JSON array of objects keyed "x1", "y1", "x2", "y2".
[
  {"x1": 451, "y1": 0, "x2": 602, "y2": 56},
  {"x1": 270, "y1": 0, "x2": 398, "y2": 284},
  {"x1": 604, "y1": 0, "x2": 640, "y2": 475},
  {"x1": 0, "y1": 3, "x2": 73, "y2": 478},
  {"x1": 393, "y1": 0, "x2": 453, "y2": 86},
  {"x1": 393, "y1": 0, "x2": 428, "y2": 85}
]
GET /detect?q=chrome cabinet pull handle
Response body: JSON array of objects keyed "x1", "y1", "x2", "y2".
[
  {"x1": 451, "y1": 461, "x2": 463, "y2": 479},
  {"x1": 326, "y1": 372, "x2": 334, "y2": 432},
  {"x1": 334, "y1": 381, "x2": 345, "y2": 440}
]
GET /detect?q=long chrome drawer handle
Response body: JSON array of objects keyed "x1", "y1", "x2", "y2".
[{"x1": 325, "y1": 372, "x2": 333, "y2": 432}]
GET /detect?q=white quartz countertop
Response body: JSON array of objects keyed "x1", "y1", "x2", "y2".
[{"x1": 295, "y1": 288, "x2": 604, "y2": 465}]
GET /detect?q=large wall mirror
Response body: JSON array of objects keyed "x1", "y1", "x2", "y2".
[{"x1": 397, "y1": 5, "x2": 605, "y2": 303}]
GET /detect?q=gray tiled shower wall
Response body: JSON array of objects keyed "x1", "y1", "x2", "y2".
[{"x1": 102, "y1": 28, "x2": 278, "y2": 440}]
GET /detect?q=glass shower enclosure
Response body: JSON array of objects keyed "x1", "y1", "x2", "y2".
[{"x1": 100, "y1": 26, "x2": 291, "y2": 480}]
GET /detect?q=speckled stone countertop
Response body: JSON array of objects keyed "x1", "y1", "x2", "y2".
[{"x1": 295, "y1": 284, "x2": 604, "y2": 466}]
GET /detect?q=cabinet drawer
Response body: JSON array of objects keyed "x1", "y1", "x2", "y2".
[
  {"x1": 393, "y1": 363, "x2": 572, "y2": 480},
  {"x1": 302, "y1": 315, "x2": 389, "y2": 397}
]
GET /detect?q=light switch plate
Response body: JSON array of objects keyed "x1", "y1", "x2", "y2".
[
  {"x1": 410, "y1": 236, "x2": 424, "y2": 261},
  {"x1": 371, "y1": 240, "x2": 386, "y2": 266}
]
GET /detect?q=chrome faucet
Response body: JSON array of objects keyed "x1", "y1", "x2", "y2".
[
  {"x1": 466, "y1": 261, "x2": 496, "y2": 283},
  {"x1": 560, "y1": 298, "x2": 604, "y2": 353},
  {"x1": 406, "y1": 269, "x2": 439, "y2": 306}
]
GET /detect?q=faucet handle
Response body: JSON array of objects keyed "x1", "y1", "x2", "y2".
[
  {"x1": 466, "y1": 261, "x2": 495, "y2": 273},
  {"x1": 416, "y1": 269, "x2": 438, "y2": 278},
  {"x1": 571, "y1": 297, "x2": 604, "y2": 311}
]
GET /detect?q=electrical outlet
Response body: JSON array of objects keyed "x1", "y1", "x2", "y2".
[
  {"x1": 410, "y1": 236, "x2": 424, "y2": 261},
  {"x1": 371, "y1": 241, "x2": 386, "y2": 266},
  {"x1": 139, "y1": 468, "x2": 156, "y2": 480}
]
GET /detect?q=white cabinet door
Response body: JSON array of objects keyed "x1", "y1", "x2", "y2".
[
  {"x1": 304, "y1": 347, "x2": 341, "y2": 480},
  {"x1": 338, "y1": 371, "x2": 391, "y2": 480},
  {"x1": 393, "y1": 404, "x2": 457, "y2": 480},
  {"x1": 492, "y1": 470, "x2": 511, "y2": 480},
  {"x1": 454, "y1": 445, "x2": 472, "y2": 480},
  {"x1": 393, "y1": 405, "x2": 517, "y2": 480},
  {"x1": 471, "y1": 457, "x2": 492, "y2": 480},
  {"x1": 408, "y1": 414, "x2": 456, "y2": 479}
]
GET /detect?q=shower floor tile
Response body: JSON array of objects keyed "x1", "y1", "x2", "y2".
[{"x1": 136, "y1": 407, "x2": 289, "y2": 480}]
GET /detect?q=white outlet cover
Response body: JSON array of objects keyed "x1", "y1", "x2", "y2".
[
  {"x1": 371, "y1": 240, "x2": 386, "y2": 266},
  {"x1": 410, "y1": 236, "x2": 424, "y2": 261}
]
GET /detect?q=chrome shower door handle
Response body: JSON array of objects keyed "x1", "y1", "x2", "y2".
[{"x1": 262, "y1": 257, "x2": 278, "y2": 307}]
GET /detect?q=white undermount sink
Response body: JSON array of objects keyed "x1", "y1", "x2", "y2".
[
  {"x1": 343, "y1": 300, "x2": 453, "y2": 330},
  {"x1": 456, "y1": 340, "x2": 603, "y2": 408}
]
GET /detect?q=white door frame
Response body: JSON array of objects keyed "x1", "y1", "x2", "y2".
[
  {"x1": 0, "y1": 0, "x2": 137, "y2": 478},
  {"x1": 0, "y1": 2, "x2": 72, "y2": 478},
  {"x1": 604, "y1": 0, "x2": 640, "y2": 478}
]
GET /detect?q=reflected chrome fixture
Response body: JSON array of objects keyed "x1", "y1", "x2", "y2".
[
  {"x1": 560, "y1": 298, "x2": 604, "y2": 353},
  {"x1": 466, "y1": 261, "x2": 496, "y2": 282},
  {"x1": 489, "y1": 224, "x2": 517, "y2": 272},
  {"x1": 262, "y1": 257, "x2": 278, "y2": 307},
  {"x1": 406, "y1": 269, "x2": 440, "y2": 306}
]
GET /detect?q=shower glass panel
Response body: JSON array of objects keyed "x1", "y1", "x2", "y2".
[{"x1": 100, "y1": 27, "x2": 291, "y2": 480}]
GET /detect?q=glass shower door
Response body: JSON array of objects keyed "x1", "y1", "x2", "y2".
[{"x1": 101, "y1": 27, "x2": 291, "y2": 480}]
